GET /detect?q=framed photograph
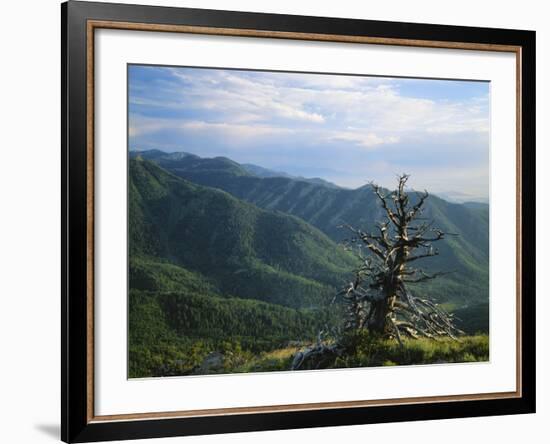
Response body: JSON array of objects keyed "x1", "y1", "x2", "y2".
[{"x1": 61, "y1": 1, "x2": 535, "y2": 442}]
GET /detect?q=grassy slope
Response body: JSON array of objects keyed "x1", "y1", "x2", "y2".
[
  {"x1": 201, "y1": 334, "x2": 489, "y2": 375},
  {"x1": 332, "y1": 331, "x2": 488, "y2": 369}
]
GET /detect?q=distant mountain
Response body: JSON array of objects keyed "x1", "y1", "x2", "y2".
[
  {"x1": 435, "y1": 191, "x2": 489, "y2": 204},
  {"x1": 131, "y1": 148, "x2": 199, "y2": 161},
  {"x1": 241, "y1": 163, "x2": 340, "y2": 189},
  {"x1": 131, "y1": 150, "x2": 340, "y2": 188},
  {"x1": 133, "y1": 149, "x2": 489, "y2": 306},
  {"x1": 463, "y1": 201, "x2": 490, "y2": 210},
  {"x1": 241, "y1": 163, "x2": 293, "y2": 179},
  {"x1": 129, "y1": 158, "x2": 357, "y2": 309}
]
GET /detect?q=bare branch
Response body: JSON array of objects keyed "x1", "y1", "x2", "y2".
[
  {"x1": 402, "y1": 270, "x2": 453, "y2": 283},
  {"x1": 405, "y1": 248, "x2": 439, "y2": 263},
  {"x1": 407, "y1": 190, "x2": 429, "y2": 222},
  {"x1": 371, "y1": 183, "x2": 401, "y2": 228}
]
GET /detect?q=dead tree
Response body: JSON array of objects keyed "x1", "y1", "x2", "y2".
[
  {"x1": 291, "y1": 174, "x2": 463, "y2": 370},
  {"x1": 337, "y1": 174, "x2": 463, "y2": 342}
]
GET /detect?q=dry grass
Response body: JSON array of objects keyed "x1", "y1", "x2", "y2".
[{"x1": 223, "y1": 333, "x2": 489, "y2": 374}]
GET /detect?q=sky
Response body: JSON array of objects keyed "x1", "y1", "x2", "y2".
[{"x1": 128, "y1": 65, "x2": 490, "y2": 202}]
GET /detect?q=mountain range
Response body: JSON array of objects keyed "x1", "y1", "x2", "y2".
[{"x1": 130, "y1": 149, "x2": 489, "y2": 307}]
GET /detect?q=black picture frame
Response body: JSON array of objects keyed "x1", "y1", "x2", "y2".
[{"x1": 61, "y1": 1, "x2": 536, "y2": 442}]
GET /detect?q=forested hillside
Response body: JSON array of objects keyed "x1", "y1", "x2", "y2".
[
  {"x1": 128, "y1": 158, "x2": 357, "y2": 377},
  {"x1": 132, "y1": 150, "x2": 489, "y2": 307},
  {"x1": 129, "y1": 158, "x2": 357, "y2": 308}
]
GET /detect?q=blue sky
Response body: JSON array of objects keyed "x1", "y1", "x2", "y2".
[{"x1": 129, "y1": 65, "x2": 490, "y2": 201}]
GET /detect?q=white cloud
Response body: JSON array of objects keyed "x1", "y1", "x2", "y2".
[
  {"x1": 329, "y1": 131, "x2": 400, "y2": 148},
  {"x1": 131, "y1": 68, "x2": 489, "y2": 149},
  {"x1": 166, "y1": 69, "x2": 326, "y2": 124},
  {"x1": 128, "y1": 119, "x2": 169, "y2": 137},
  {"x1": 130, "y1": 115, "x2": 294, "y2": 142},
  {"x1": 180, "y1": 120, "x2": 295, "y2": 139}
]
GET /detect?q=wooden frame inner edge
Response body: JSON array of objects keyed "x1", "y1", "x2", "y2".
[{"x1": 85, "y1": 19, "x2": 523, "y2": 423}]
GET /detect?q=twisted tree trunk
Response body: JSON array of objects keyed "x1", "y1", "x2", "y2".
[{"x1": 367, "y1": 299, "x2": 390, "y2": 333}]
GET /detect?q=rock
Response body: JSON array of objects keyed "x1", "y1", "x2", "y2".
[
  {"x1": 196, "y1": 351, "x2": 225, "y2": 374},
  {"x1": 291, "y1": 343, "x2": 343, "y2": 370}
]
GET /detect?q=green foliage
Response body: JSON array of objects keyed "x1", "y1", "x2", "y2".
[
  {"x1": 332, "y1": 330, "x2": 489, "y2": 369},
  {"x1": 129, "y1": 256, "x2": 218, "y2": 294},
  {"x1": 227, "y1": 347, "x2": 299, "y2": 373},
  {"x1": 158, "y1": 290, "x2": 323, "y2": 341},
  {"x1": 128, "y1": 287, "x2": 327, "y2": 378},
  {"x1": 128, "y1": 289, "x2": 194, "y2": 378}
]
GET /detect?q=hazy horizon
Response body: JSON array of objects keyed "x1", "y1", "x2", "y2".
[{"x1": 129, "y1": 65, "x2": 490, "y2": 202}]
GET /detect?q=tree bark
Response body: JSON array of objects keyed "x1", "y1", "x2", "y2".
[{"x1": 367, "y1": 298, "x2": 392, "y2": 334}]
